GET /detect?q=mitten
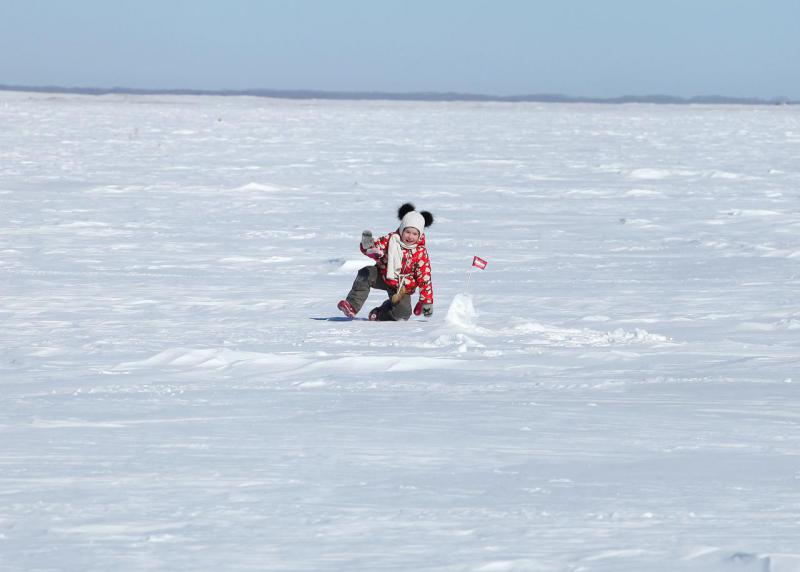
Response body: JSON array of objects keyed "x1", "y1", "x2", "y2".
[
  {"x1": 361, "y1": 230, "x2": 374, "y2": 249},
  {"x1": 366, "y1": 246, "x2": 384, "y2": 260},
  {"x1": 414, "y1": 301, "x2": 433, "y2": 317}
]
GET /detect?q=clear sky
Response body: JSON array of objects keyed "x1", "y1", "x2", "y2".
[{"x1": 1, "y1": 0, "x2": 798, "y2": 98}]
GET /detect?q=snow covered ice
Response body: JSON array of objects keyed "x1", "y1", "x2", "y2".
[{"x1": 2, "y1": 91, "x2": 800, "y2": 571}]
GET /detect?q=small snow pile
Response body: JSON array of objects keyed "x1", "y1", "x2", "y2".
[
  {"x1": 113, "y1": 348, "x2": 309, "y2": 372},
  {"x1": 625, "y1": 188, "x2": 664, "y2": 197},
  {"x1": 228, "y1": 182, "x2": 282, "y2": 193},
  {"x1": 603, "y1": 328, "x2": 670, "y2": 345},
  {"x1": 509, "y1": 321, "x2": 670, "y2": 347},
  {"x1": 445, "y1": 293, "x2": 478, "y2": 329},
  {"x1": 679, "y1": 547, "x2": 800, "y2": 572},
  {"x1": 330, "y1": 259, "x2": 367, "y2": 274},
  {"x1": 776, "y1": 318, "x2": 800, "y2": 330},
  {"x1": 628, "y1": 168, "x2": 673, "y2": 179}
]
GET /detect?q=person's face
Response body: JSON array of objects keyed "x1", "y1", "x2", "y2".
[{"x1": 401, "y1": 227, "x2": 421, "y2": 244}]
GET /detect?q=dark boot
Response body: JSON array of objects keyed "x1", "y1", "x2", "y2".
[{"x1": 370, "y1": 296, "x2": 412, "y2": 322}]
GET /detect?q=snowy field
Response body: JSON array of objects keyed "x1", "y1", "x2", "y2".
[{"x1": 2, "y1": 91, "x2": 800, "y2": 571}]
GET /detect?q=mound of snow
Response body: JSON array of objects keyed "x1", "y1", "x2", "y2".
[
  {"x1": 680, "y1": 546, "x2": 800, "y2": 572},
  {"x1": 603, "y1": 328, "x2": 670, "y2": 344},
  {"x1": 114, "y1": 348, "x2": 308, "y2": 371},
  {"x1": 445, "y1": 293, "x2": 478, "y2": 329},
  {"x1": 628, "y1": 168, "x2": 673, "y2": 179},
  {"x1": 330, "y1": 259, "x2": 369, "y2": 274},
  {"x1": 227, "y1": 182, "x2": 283, "y2": 193},
  {"x1": 776, "y1": 318, "x2": 800, "y2": 330},
  {"x1": 510, "y1": 321, "x2": 670, "y2": 347},
  {"x1": 625, "y1": 188, "x2": 664, "y2": 197}
]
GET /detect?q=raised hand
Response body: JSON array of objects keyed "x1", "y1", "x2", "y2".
[{"x1": 361, "y1": 230, "x2": 374, "y2": 249}]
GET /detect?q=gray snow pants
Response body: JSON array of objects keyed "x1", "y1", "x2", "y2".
[{"x1": 345, "y1": 265, "x2": 412, "y2": 321}]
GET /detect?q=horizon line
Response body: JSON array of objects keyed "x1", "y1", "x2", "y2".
[{"x1": 1, "y1": 83, "x2": 797, "y2": 106}]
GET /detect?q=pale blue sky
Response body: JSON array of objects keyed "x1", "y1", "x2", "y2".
[{"x1": 1, "y1": 0, "x2": 798, "y2": 98}]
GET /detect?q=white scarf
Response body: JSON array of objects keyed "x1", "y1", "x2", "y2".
[{"x1": 386, "y1": 233, "x2": 415, "y2": 283}]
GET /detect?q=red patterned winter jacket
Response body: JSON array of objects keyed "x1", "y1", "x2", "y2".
[{"x1": 360, "y1": 232, "x2": 434, "y2": 304}]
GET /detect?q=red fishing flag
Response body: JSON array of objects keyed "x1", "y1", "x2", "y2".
[{"x1": 472, "y1": 256, "x2": 488, "y2": 270}]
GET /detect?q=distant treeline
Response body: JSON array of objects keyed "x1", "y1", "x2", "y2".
[{"x1": 0, "y1": 84, "x2": 796, "y2": 105}]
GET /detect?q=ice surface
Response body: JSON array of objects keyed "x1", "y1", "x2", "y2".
[{"x1": 2, "y1": 92, "x2": 800, "y2": 571}]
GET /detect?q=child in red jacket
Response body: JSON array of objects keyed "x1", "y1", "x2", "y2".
[{"x1": 338, "y1": 203, "x2": 434, "y2": 321}]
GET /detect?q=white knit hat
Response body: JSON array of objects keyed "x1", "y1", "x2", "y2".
[
  {"x1": 399, "y1": 211, "x2": 426, "y2": 235},
  {"x1": 396, "y1": 202, "x2": 434, "y2": 236}
]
